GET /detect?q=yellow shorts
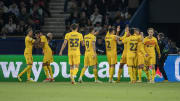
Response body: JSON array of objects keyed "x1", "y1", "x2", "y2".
[
  {"x1": 107, "y1": 53, "x2": 117, "y2": 65},
  {"x1": 137, "y1": 55, "x2": 145, "y2": 66},
  {"x1": 68, "y1": 54, "x2": 80, "y2": 65},
  {"x1": 43, "y1": 53, "x2": 54, "y2": 64},
  {"x1": 145, "y1": 55, "x2": 156, "y2": 66},
  {"x1": 84, "y1": 53, "x2": 97, "y2": 66},
  {"x1": 120, "y1": 52, "x2": 127, "y2": 64},
  {"x1": 24, "y1": 53, "x2": 33, "y2": 65},
  {"x1": 127, "y1": 56, "x2": 137, "y2": 67}
]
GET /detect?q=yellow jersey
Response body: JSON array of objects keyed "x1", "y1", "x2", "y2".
[
  {"x1": 84, "y1": 33, "x2": 96, "y2": 54},
  {"x1": 105, "y1": 34, "x2": 117, "y2": 54},
  {"x1": 65, "y1": 31, "x2": 83, "y2": 55},
  {"x1": 120, "y1": 32, "x2": 128, "y2": 54},
  {"x1": 122, "y1": 35, "x2": 141, "y2": 57},
  {"x1": 24, "y1": 36, "x2": 35, "y2": 54},
  {"x1": 40, "y1": 35, "x2": 52, "y2": 54},
  {"x1": 144, "y1": 36, "x2": 160, "y2": 57},
  {"x1": 135, "y1": 34, "x2": 146, "y2": 56}
]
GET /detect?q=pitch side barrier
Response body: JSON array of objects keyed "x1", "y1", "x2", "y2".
[{"x1": 0, "y1": 55, "x2": 179, "y2": 82}]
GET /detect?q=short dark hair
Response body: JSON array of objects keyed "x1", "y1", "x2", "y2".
[
  {"x1": 129, "y1": 28, "x2": 134, "y2": 35},
  {"x1": 71, "y1": 23, "x2": 78, "y2": 30},
  {"x1": 158, "y1": 33, "x2": 164, "y2": 38},
  {"x1": 89, "y1": 26, "x2": 94, "y2": 33},
  {"x1": 35, "y1": 30, "x2": 41, "y2": 35},
  {"x1": 109, "y1": 26, "x2": 115, "y2": 33},
  {"x1": 26, "y1": 28, "x2": 32, "y2": 34}
]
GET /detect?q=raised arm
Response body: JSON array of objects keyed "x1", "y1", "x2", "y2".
[{"x1": 59, "y1": 40, "x2": 68, "y2": 56}]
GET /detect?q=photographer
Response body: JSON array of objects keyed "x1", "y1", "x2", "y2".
[{"x1": 157, "y1": 33, "x2": 168, "y2": 81}]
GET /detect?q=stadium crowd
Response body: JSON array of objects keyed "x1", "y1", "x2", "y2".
[
  {"x1": 64, "y1": 0, "x2": 141, "y2": 36},
  {"x1": 0, "y1": 0, "x2": 51, "y2": 39}
]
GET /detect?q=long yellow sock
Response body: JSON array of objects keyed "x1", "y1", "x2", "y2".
[
  {"x1": 80, "y1": 67, "x2": 86, "y2": 78},
  {"x1": 70, "y1": 69, "x2": 74, "y2": 81},
  {"x1": 47, "y1": 66, "x2": 53, "y2": 79},
  {"x1": 145, "y1": 70, "x2": 150, "y2": 81},
  {"x1": 93, "y1": 68, "x2": 98, "y2": 80},
  {"x1": 128, "y1": 67, "x2": 133, "y2": 82},
  {"x1": 43, "y1": 66, "x2": 49, "y2": 78},
  {"x1": 133, "y1": 68, "x2": 137, "y2": 81},
  {"x1": 73, "y1": 68, "x2": 79, "y2": 76},
  {"x1": 117, "y1": 68, "x2": 123, "y2": 81},
  {"x1": 152, "y1": 69, "x2": 156, "y2": 81},
  {"x1": 138, "y1": 69, "x2": 142, "y2": 81},
  {"x1": 18, "y1": 65, "x2": 32, "y2": 77},
  {"x1": 27, "y1": 69, "x2": 31, "y2": 80},
  {"x1": 109, "y1": 67, "x2": 114, "y2": 80}
]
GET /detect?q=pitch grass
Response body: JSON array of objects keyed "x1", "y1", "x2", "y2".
[{"x1": 0, "y1": 82, "x2": 180, "y2": 101}]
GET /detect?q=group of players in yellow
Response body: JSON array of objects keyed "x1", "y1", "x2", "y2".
[
  {"x1": 17, "y1": 29, "x2": 55, "y2": 82},
  {"x1": 18, "y1": 23, "x2": 161, "y2": 84}
]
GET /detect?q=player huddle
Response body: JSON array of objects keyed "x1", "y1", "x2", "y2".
[{"x1": 18, "y1": 23, "x2": 161, "y2": 84}]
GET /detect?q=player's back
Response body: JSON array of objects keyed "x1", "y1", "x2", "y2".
[
  {"x1": 65, "y1": 31, "x2": 83, "y2": 55},
  {"x1": 40, "y1": 35, "x2": 52, "y2": 54},
  {"x1": 84, "y1": 33, "x2": 96, "y2": 54},
  {"x1": 123, "y1": 35, "x2": 140, "y2": 57},
  {"x1": 144, "y1": 36, "x2": 157, "y2": 56},
  {"x1": 24, "y1": 36, "x2": 34, "y2": 54},
  {"x1": 105, "y1": 34, "x2": 117, "y2": 54}
]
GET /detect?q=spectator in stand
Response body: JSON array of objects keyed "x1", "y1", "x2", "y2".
[
  {"x1": 0, "y1": 1, "x2": 8, "y2": 13},
  {"x1": 37, "y1": 0, "x2": 51, "y2": 17},
  {"x1": 8, "y1": 3, "x2": 20, "y2": 17},
  {"x1": 30, "y1": 4, "x2": 43, "y2": 25},
  {"x1": 79, "y1": 11, "x2": 90, "y2": 28},
  {"x1": 18, "y1": 7, "x2": 30, "y2": 23},
  {"x1": 94, "y1": 22, "x2": 102, "y2": 32},
  {"x1": 68, "y1": 11, "x2": 79, "y2": 25},
  {"x1": 90, "y1": 8, "x2": 102, "y2": 25},
  {"x1": 2, "y1": 17, "x2": 17, "y2": 36},
  {"x1": 96, "y1": 0, "x2": 107, "y2": 16},
  {"x1": 67, "y1": 0, "x2": 78, "y2": 13},
  {"x1": 17, "y1": 20, "x2": 28, "y2": 35}
]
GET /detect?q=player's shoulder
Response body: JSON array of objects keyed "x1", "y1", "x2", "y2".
[{"x1": 152, "y1": 36, "x2": 157, "y2": 40}]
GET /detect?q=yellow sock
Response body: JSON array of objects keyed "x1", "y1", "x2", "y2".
[
  {"x1": 19, "y1": 65, "x2": 32, "y2": 77},
  {"x1": 133, "y1": 68, "x2": 137, "y2": 81},
  {"x1": 117, "y1": 68, "x2": 123, "y2": 81},
  {"x1": 73, "y1": 68, "x2": 79, "y2": 76},
  {"x1": 138, "y1": 69, "x2": 142, "y2": 81},
  {"x1": 27, "y1": 69, "x2": 31, "y2": 80},
  {"x1": 93, "y1": 68, "x2": 98, "y2": 80},
  {"x1": 128, "y1": 67, "x2": 133, "y2": 82},
  {"x1": 80, "y1": 67, "x2": 86, "y2": 78},
  {"x1": 152, "y1": 69, "x2": 156, "y2": 81},
  {"x1": 145, "y1": 70, "x2": 150, "y2": 80},
  {"x1": 70, "y1": 69, "x2": 74, "y2": 81},
  {"x1": 109, "y1": 67, "x2": 114, "y2": 80},
  {"x1": 47, "y1": 66, "x2": 53, "y2": 79},
  {"x1": 43, "y1": 66, "x2": 49, "y2": 78}
]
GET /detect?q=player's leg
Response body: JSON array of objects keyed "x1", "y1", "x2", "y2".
[
  {"x1": 47, "y1": 63, "x2": 54, "y2": 82},
  {"x1": 79, "y1": 66, "x2": 88, "y2": 83},
  {"x1": 149, "y1": 56, "x2": 156, "y2": 83},
  {"x1": 43, "y1": 62, "x2": 50, "y2": 82},
  {"x1": 18, "y1": 54, "x2": 33, "y2": 82},
  {"x1": 117, "y1": 55, "x2": 126, "y2": 82},
  {"x1": 109, "y1": 54, "x2": 117, "y2": 83},
  {"x1": 144, "y1": 56, "x2": 150, "y2": 82},
  {"x1": 73, "y1": 55, "x2": 80, "y2": 76},
  {"x1": 79, "y1": 54, "x2": 89, "y2": 82},
  {"x1": 133, "y1": 57, "x2": 138, "y2": 82},
  {"x1": 137, "y1": 56, "x2": 144, "y2": 82},
  {"x1": 69, "y1": 55, "x2": 75, "y2": 84},
  {"x1": 127, "y1": 57, "x2": 134, "y2": 83}
]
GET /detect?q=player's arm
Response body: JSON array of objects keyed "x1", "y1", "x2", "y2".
[
  {"x1": 116, "y1": 26, "x2": 120, "y2": 35},
  {"x1": 80, "y1": 34, "x2": 84, "y2": 46},
  {"x1": 155, "y1": 39, "x2": 161, "y2": 58},
  {"x1": 59, "y1": 39, "x2": 68, "y2": 56},
  {"x1": 92, "y1": 41, "x2": 97, "y2": 58}
]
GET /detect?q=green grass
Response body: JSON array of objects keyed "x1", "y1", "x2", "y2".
[{"x1": 0, "y1": 82, "x2": 180, "y2": 101}]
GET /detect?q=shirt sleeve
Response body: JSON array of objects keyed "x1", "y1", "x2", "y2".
[
  {"x1": 80, "y1": 34, "x2": 83, "y2": 41},
  {"x1": 155, "y1": 38, "x2": 161, "y2": 56},
  {"x1": 41, "y1": 36, "x2": 46, "y2": 43},
  {"x1": 64, "y1": 33, "x2": 68, "y2": 40}
]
